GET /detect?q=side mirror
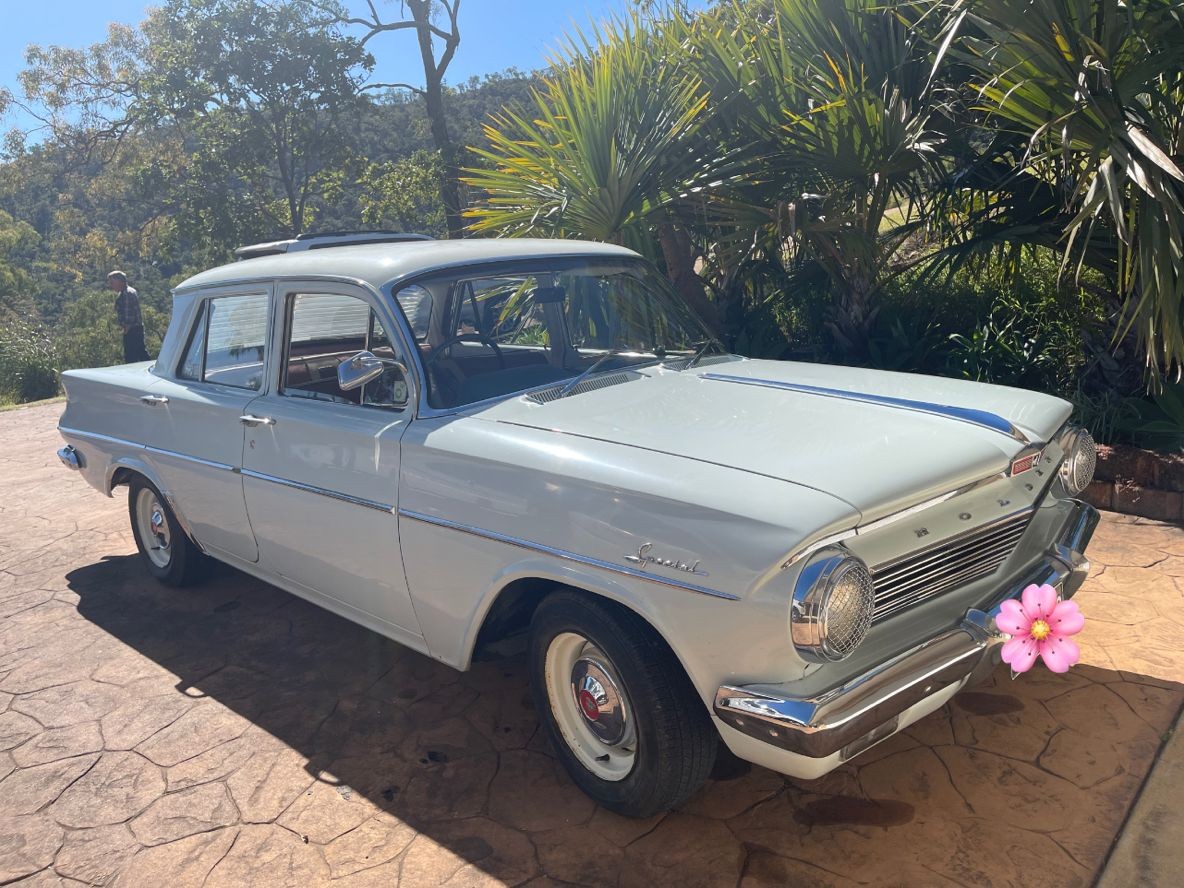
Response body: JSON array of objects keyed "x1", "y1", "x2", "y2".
[{"x1": 338, "y1": 351, "x2": 385, "y2": 391}]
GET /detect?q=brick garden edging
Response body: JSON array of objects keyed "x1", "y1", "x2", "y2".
[{"x1": 1082, "y1": 444, "x2": 1184, "y2": 523}]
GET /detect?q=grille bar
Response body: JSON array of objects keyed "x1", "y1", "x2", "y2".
[
  {"x1": 874, "y1": 555, "x2": 1010, "y2": 622},
  {"x1": 873, "y1": 525, "x2": 1029, "y2": 600},
  {"x1": 871, "y1": 509, "x2": 1033, "y2": 621}
]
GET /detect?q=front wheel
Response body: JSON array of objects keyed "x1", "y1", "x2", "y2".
[
  {"x1": 529, "y1": 591, "x2": 718, "y2": 817},
  {"x1": 127, "y1": 477, "x2": 207, "y2": 587}
]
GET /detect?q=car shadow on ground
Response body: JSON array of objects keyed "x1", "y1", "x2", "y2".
[{"x1": 65, "y1": 552, "x2": 1184, "y2": 886}]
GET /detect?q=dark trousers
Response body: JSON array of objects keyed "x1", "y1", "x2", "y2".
[{"x1": 123, "y1": 325, "x2": 150, "y2": 363}]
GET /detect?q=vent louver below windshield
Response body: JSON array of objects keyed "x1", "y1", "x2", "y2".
[{"x1": 527, "y1": 372, "x2": 636, "y2": 404}]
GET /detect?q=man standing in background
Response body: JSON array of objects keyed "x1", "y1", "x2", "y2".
[{"x1": 108, "y1": 271, "x2": 150, "y2": 363}]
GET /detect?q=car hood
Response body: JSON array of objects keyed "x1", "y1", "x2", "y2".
[{"x1": 476, "y1": 358, "x2": 1072, "y2": 523}]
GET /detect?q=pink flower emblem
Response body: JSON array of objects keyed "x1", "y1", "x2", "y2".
[{"x1": 996, "y1": 583, "x2": 1084, "y2": 674}]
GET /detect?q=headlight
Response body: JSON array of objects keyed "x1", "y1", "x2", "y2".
[
  {"x1": 791, "y1": 550, "x2": 875, "y2": 663},
  {"x1": 1058, "y1": 426, "x2": 1097, "y2": 496}
]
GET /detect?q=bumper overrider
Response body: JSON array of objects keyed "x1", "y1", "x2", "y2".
[{"x1": 714, "y1": 499, "x2": 1099, "y2": 761}]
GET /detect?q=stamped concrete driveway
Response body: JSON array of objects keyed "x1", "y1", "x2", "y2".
[{"x1": 1, "y1": 401, "x2": 1182, "y2": 887}]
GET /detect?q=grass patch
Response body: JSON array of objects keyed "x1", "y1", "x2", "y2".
[{"x1": 0, "y1": 395, "x2": 65, "y2": 412}]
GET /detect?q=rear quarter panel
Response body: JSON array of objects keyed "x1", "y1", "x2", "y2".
[{"x1": 58, "y1": 364, "x2": 165, "y2": 495}]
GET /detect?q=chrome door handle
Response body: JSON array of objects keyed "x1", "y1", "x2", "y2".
[
  {"x1": 239, "y1": 414, "x2": 276, "y2": 427},
  {"x1": 140, "y1": 395, "x2": 169, "y2": 406}
]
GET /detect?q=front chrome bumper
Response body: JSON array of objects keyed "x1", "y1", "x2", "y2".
[{"x1": 714, "y1": 499, "x2": 1099, "y2": 760}]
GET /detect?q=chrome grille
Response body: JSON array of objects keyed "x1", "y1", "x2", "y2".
[{"x1": 871, "y1": 510, "x2": 1034, "y2": 622}]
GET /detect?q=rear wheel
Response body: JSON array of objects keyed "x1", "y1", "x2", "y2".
[
  {"x1": 127, "y1": 477, "x2": 207, "y2": 586},
  {"x1": 529, "y1": 591, "x2": 717, "y2": 817}
]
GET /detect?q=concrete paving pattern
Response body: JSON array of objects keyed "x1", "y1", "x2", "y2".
[{"x1": 1, "y1": 401, "x2": 1182, "y2": 887}]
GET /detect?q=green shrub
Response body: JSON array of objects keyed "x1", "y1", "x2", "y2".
[
  {"x1": 861, "y1": 250, "x2": 1104, "y2": 395},
  {"x1": 1119, "y1": 384, "x2": 1184, "y2": 454},
  {"x1": 0, "y1": 317, "x2": 59, "y2": 402}
]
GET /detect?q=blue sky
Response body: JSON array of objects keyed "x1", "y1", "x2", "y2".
[{"x1": 2, "y1": 1, "x2": 701, "y2": 132}]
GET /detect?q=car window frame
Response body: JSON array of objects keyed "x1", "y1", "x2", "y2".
[
  {"x1": 274, "y1": 280, "x2": 415, "y2": 414},
  {"x1": 172, "y1": 286, "x2": 274, "y2": 394},
  {"x1": 387, "y1": 256, "x2": 702, "y2": 418}
]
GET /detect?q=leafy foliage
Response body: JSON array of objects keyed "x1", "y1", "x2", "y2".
[
  {"x1": 0, "y1": 317, "x2": 58, "y2": 403},
  {"x1": 3, "y1": 0, "x2": 1183, "y2": 431},
  {"x1": 946, "y1": 0, "x2": 1184, "y2": 384},
  {"x1": 464, "y1": 16, "x2": 716, "y2": 250}
]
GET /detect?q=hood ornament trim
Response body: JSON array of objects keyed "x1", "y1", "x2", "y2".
[{"x1": 701, "y1": 373, "x2": 1030, "y2": 445}]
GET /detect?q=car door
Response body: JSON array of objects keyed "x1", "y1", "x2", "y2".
[
  {"x1": 238, "y1": 282, "x2": 422, "y2": 641},
  {"x1": 143, "y1": 287, "x2": 270, "y2": 563}
]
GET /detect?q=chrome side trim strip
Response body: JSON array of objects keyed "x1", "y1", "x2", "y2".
[
  {"x1": 238, "y1": 468, "x2": 395, "y2": 514},
  {"x1": 146, "y1": 446, "x2": 235, "y2": 473},
  {"x1": 59, "y1": 426, "x2": 139, "y2": 449},
  {"x1": 61, "y1": 426, "x2": 391, "y2": 514},
  {"x1": 702, "y1": 373, "x2": 1030, "y2": 444},
  {"x1": 60, "y1": 426, "x2": 238, "y2": 474},
  {"x1": 398, "y1": 508, "x2": 739, "y2": 601}
]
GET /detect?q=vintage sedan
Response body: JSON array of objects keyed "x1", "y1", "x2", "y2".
[{"x1": 57, "y1": 232, "x2": 1098, "y2": 817}]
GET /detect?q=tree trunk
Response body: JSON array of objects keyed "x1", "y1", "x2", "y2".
[
  {"x1": 408, "y1": 1, "x2": 464, "y2": 239},
  {"x1": 657, "y1": 223, "x2": 722, "y2": 339}
]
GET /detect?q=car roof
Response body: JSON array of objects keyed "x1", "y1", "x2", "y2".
[{"x1": 173, "y1": 237, "x2": 641, "y2": 294}]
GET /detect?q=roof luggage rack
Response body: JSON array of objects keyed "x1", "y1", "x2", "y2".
[{"x1": 234, "y1": 230, "x2": 433, "y2": 260}]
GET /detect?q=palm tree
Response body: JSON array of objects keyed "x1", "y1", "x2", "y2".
[
  {"x1": 688, "y1": 0, "x2": 956, "y2": 359},
  {"x1": 944, "y1": 0, "x2": 1184, "y2": 383},
  {"x1": 462, "y1": 16, "x2": 725, "y2": 332}
]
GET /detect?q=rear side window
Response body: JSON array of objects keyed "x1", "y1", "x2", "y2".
[
  {"x1": 177, "y1": 302, "x2": 207, "y2": 381},
  {"x1": 177, "y1": 293, "x2": 269, "y2": 390}
]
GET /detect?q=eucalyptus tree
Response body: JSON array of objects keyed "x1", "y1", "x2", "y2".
[
  {"x1": 303, "y1": 0, "x2": 466, "y2": 237},
  {"x1": 18, "y1": 0, "x2": 372, "y2": 241}
]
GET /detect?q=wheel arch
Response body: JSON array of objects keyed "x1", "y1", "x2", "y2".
[
  {"x1": 463, "y1": 568, "x2": 708, "y2": 706},
  {"x1": 106, "y1": 459, "x2": 204, "y2": 553}
]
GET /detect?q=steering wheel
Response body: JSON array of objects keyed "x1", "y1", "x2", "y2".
[{"x1": 424, "y1": 333, "x2": 507, "y2": 371}]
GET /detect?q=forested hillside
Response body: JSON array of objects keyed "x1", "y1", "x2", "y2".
[
  {"x1": 0, "y1": 0, "x2": 539, "y2": 399},
  {"x1": 0, "y1": 72, "x2": 536, "y2": 326}
]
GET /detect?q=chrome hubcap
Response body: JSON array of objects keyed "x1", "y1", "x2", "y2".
[
  {"x1": 135, "y1": 489, "x2": 172, "y2": 569},
  {"x1": 545, "y1": 632, "x2": 636, "y2": 781},
  {"x1": 570, "y1": 655, "x2": 631, "y2": 747}
]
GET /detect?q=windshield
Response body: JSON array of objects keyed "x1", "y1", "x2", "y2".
[{"x1": 392, "y1": 258, "x2": 722, "y2": 409}]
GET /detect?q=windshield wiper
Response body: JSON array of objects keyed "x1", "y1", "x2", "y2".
[
  {"x1": 680, "y1": 339, "x2": 720, "y2": 371},
  {"x1": 558, "y1": 349, "x2": 628, "y2": 398}
]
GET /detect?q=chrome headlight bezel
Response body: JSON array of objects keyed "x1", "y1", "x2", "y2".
[
  {"x1": 1057, "y1": 425, "x2": 1097, "y2": 496},
  {"x1": 790, "y1": 548, "x2": 875, "y2": 663}
]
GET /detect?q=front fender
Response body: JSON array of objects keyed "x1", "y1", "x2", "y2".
[{"x1": 397, "y1": 416, "x2": 858, "y2": 704}]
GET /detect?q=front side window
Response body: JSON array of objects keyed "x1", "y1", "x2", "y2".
[
  {"x1": 178, "y1": 293, "x2": 268, "y2": 390},
  {"x1": 396, "y1": 259, "x2": 720, "y2": 409},
  {"x1": 283, "y1": 292, "x2": 407, "y2": 409}
]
